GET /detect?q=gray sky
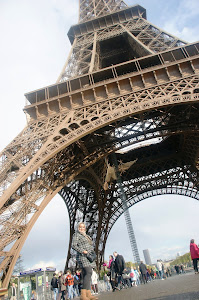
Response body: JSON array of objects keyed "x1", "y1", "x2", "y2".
[{"x1": 1, "y1": 0, "x2": 199, "y2": 271}]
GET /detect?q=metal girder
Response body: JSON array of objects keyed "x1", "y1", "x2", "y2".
[
  {"x1": 59, "y1": 7, "x2": 187, "y2": 80},
  {"x1": 79, "y1": 0, "x2": 128, "y2": 23},
  {"x1": 1, "y1": 0, "x2": 199, "y2": 288}
]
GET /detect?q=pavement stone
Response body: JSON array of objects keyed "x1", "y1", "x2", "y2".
[{"x1": 96, "y1": 272, "x2": 199, "y2": 300}]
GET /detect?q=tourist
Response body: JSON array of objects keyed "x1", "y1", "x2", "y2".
[
  {"x1": 113, "y1": 251, "x2": 126, "y2": 290},
  {"x1": 190, "y1": 239, "x2": 199, "y2": 273},
  {"x1": 174, "y1": 265, "x2": 180, "y2": 275},
  {"x1": 139, "y1": 261, "x2": 148, "y2": 284},
  {"x1": 58, "y1": 271, "x2": 66, "y2": 300},
  {"x1": 65, "y1": 270, "x2": 74, "y2": 299},
  {"x1": 150, "y1": 268, "x2": 155, "y2": 280},
  {"x1": 76, "y1": 269, "x2": 83, "y2": 295},
  {"x1": 166, "y1": 267, "x2": 171, "y2": 277},
  {"x1": 147, "y1": 268, "x2": 152, "y2": 282},
  {"x1": 130, "y1": 269, "x2": 137, "y2": 286},
  {"x1": 31, "y1": 291, "x2": 37, "y2": 300},
  {"x1": 180, "y1": 264, "x2": 185, "y2": 273},
  {"x1": 10, "y1": 283, "x2": 17, "y2": 300},
  {"x1": 134, "y1": 269, "x2": 141, "y2": 285},
  {"x1": 72, "y1": 222, "x2": 98, "y2": 300},
  {"x1": 73, "y1": 271, "x2": 80, "y2": 296},
  {"x1": 156, "y1": 260, "x2": 164, "y2": 280},
  {"x1": 103, "y1": 273, "x2": 110, "y2": 291},
  {"x1": 103, "y1": 273, "x2": 110, "y2": 292},
  {"x1": 91, "y1": 269, "x2": 99, "y2": 295},
  {"x1": 51, "y1": 273, "x2": 59, "y2": 300},
  {"x1": 107, "y1": 255, "x2": 117, "y2": 292}
]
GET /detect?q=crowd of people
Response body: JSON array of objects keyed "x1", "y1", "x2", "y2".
[
  {"x1": 104, "y1": 255, "x2": 176, "y2": 292},
  {"x1": 49, "y1": 234, "x2": 199, "y2": 300}
]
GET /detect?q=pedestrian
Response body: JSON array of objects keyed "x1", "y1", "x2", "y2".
[
  {"x1": 130, "y1": 269, "x2": 137, "y2": 286},
  {"x1": 156, "y1": 260, "x2": 164, "y2": 280},
  {"x1": 91, "y1": 269, "x2": 99, "y2": 295},
  {"x1": 103, "y1": 273, "x2": 110, "y2": 291},
  {"x1": 134, "y1": 269, "x2": 141, "y2": 285},
  {"x1": 51, "y1": 272, "x2": 59, "y2": 300},
  {"x1": 174, "y1": 265, "x2": 180, "y2": 275},
  {"x1": 58, "y1": 271, "x2": 66, "y2": 300},
  {"x1": 31, "y1": 291, "x2": 37, "y2": 300},
  {"x1": 150, "y1": 268, "x2": 155, "y2": 280},
  {"x1": 180, "y1": 264, "x2": 185, "y2": 273},
  {"x1": 107, "y1": 255, "x2": 117, "y2": 292},
  {"x1": 190, "y1": 239, "x2": 199, "y2": 273},
  {"x1": 113, "y1": 251, "x2": 125, "y2": 290},
  {"x1": 10, "y1": 283, "x2": 17, "y2": 300},
  {"x1": 73, "y1": 271, "x2": 80, "y2": 296},
  {"x1": 72, "y1": 222, "x2": 98, "y2": 300},
  {"x1": 139, "y1": 261, "x2": 148, "y2": 284},
  {"x1": 76, "y1": 269, "x2": 83, "y2": 294},
  {"x1": 166, "y1": 267, "x2": 171, "y2": 277},
  {"x1": 65, "y1": 270, "x2": 74, "y2": 299}
]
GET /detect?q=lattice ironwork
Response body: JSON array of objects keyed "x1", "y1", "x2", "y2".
[
  {"x1": 0, "y1": 0, "x2": 199, "y2": 288},
  {"x1": 79, "y1": 0, "x2": 127, "y2": 23}
]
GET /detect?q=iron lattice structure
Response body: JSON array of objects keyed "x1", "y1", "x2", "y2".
[{"x1": 1, "y1": 0, "x2": 199, "y2": 287}]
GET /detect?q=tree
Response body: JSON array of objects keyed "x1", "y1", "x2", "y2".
[
  {"x1": 13, "y1": 255, "x2": 25, "y2": 275},
  {"x1": 170, "y1": 252, "x2": 191, "y2": 266}
]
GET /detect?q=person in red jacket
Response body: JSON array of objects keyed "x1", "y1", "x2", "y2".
[
  {"x1": 65, "y1": 270, "x2": 75, "y2": 300},
  {"x1": 190, "y1": 239, "x2": 199, "y2": 273}
]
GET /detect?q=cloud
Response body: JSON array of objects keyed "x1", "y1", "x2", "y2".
[
  {"x1": 1, "y1": 0, "x2": 199, "y2": 270},
  {"x1": 31, "y1": 261, "x2": 56, "y2": 270},
  {"x1": 161, "y1": 0, "x2": 199, "y2": 42},
  {"x1": 105, "y1": 195, "x2": 199, "y2": 263}
]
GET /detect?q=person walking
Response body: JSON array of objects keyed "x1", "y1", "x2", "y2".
[
  {"x1": 10, "y1": 283, "x2": 17, "y2": 300},
  {"x1": 58, "y1": 271, "x2": 66, "y2": 300},
  {"x1": 139, "y1": 261, "x2": 148, "y2": 284},
  {"x1": 91, "y1": 269, "x2": 99, "y2": 295},
  {"x1": 107, "y1": 255, "x2": 117, "y2": 292},
  {"x1": 65, "y1": 270, "x2": 74, "y2": 300},
  {"x1": 130, "y1": 269, "x2": 137, "y2": 286},
  {"x1": 51, "y1": 273, "x2": 59, "y2": 300},
  {"x1": 113, "y1": 251, "x2": 125, "y2": 290},
  {"x1": 103, "y1": 273, "x2": 110, "y2": 292},
  {"x1": 190, "y1": 239, "x2": 199, "y2": 273},
  {"x1": 156, "y1": 260, "x2": 164, "y2": 280},
  {"x1": 31, "y1": 291, "x2": 37, "y2": 300},
  {"x1": 72, "y1": 222, "x2": 98, "y2": 300},
  {"x1": 73, "y1": 271, "x2": 80, "y2": 296},
  {"x1": 76, "y1": 269, "x2": 83, "y2": 295}
]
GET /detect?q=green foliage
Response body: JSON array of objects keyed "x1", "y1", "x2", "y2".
[
  {"x1": 170, "y1": 252, "x2": 191, "y2": 266},
  {"x1": 125, "y1": 261, "x2": 135, "y2": 268},
  {"x1": 99, "y1": 269, "x2": 107, "y2": 280},
  {"x1": 13, "y1": 255, "x2": 25, "y2": 275}
]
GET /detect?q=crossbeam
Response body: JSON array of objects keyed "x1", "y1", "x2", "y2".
[{"x1": 24, "y1": 42, "x2": 199, "y2": 120}]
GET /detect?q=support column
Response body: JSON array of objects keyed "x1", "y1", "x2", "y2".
[{"x1": 111, "y1": 153, "x2": 141, "y2": 264}]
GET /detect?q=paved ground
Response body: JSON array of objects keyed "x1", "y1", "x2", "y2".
[{"x1": 97, "y1": 272, "x2": 199, "y2": 300}]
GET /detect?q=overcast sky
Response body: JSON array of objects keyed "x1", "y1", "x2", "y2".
[{"x1": 1, "y1": 0, "x2": 199, "y2": 272}]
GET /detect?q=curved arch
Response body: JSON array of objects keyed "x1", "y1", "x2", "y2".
[
  {"x1": 1, "y1": 90, "x2": 199, "y2": 209},
  {"x1": 0, "y1": 186, "x2": 62, "y2": 288},
  {"x1": 105, "y1": 185, "x2": 199, "y2": 249}
]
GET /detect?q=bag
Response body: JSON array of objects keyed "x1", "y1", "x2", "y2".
[{"x1": 86, "y1": 251, "x2": 96, "y2": 263}]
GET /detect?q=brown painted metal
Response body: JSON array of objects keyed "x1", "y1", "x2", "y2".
[{"x1": 1, "y1": 0, "x2": 199, "y2": 287}]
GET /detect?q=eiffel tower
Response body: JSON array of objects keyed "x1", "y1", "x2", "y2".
[{"x1": 1, "y1": 0, "x2": 199, "y2": 289}]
